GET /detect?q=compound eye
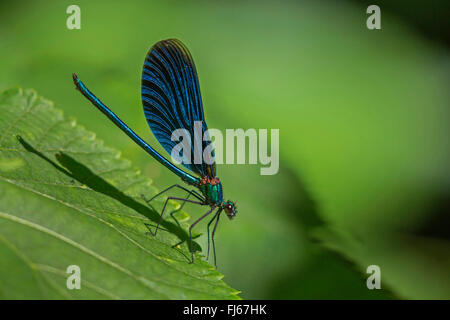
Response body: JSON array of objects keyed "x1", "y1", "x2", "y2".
[{"x1": 225, "y1": 204, "x2": 233, "y2": 214}]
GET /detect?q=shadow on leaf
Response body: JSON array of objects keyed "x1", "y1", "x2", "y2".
[{"x1": 16, "y1": 135, "x2": 201, "y2": 258}]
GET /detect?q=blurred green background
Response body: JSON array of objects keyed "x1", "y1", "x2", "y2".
[{"x1": 1, "y1": 0, "x2": 449, "y2": 299}]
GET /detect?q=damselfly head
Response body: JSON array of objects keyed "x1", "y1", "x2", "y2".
[{"x1": 222, "y1": 200, "x2": 237, "y2": 220}]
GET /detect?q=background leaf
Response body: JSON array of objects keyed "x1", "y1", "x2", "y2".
[{"x1": 0, "y1": 88, "x2": 240, "y2": 299}]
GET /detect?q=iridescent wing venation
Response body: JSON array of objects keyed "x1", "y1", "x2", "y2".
[{"x1": 141, "y1": 39, "x2": 216, "y2": 178}]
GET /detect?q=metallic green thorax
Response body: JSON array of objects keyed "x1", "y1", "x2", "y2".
[{"x1": 199, "y1": 181, "x2": 224, "y2": 205}]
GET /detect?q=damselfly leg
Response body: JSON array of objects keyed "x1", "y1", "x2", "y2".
[
  {"x1": 206, "y1": 211, "x2": 219, "y2": 260},
  {"x1": 146, "y1": 196, "x2": 204, "y2": 236},
  {"x1": 210, "y1": 209, "x2": 222, "y2": 267},
  {"x1": 142, "y1": 184, "x2": 204, "y2": 203},
  {"x1": 141, "y1": 184, "x2": 205, "y2": 232},
  {"x1": 189, "y1": 207, "x2": 216, "y2": 264}
]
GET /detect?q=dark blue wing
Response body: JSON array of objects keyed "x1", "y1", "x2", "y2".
[{"x1": 141, "y1": 39, "x2": 216, "y2": 178}]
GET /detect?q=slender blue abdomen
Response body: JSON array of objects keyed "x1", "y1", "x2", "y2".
[{"x1": 72, "y1": 73, "x2": 199, "y2": 186}]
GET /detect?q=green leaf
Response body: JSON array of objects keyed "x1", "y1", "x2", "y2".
[
  {"x1": 313, "y1": 228, "x2": 450, "y2": 299},
  {"x1": 0, "y1": 88, "x2": 240, "y2": 299}
]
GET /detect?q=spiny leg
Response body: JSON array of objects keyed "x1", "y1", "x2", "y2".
[
  {"x1": 189, "y1": 207, "x2": 216, "y2": 264},
  {"x1": 168, "y1": 191, "x2": 205, "y2": 228},
  {"x1": 141, "y1": 184, "x2": 204, "y2": 234},
  {"x1": 148, "y1": 196, "x2": 204, "y2": 236},
  {"x1": 206, "y1": 211, "x2": 219, "y2": 261},
  {"x1": 168, "y1": 192, "x2": 194, "y2": 229},
  {"x1": 141, "y1": 184, "x2": 203, "y2": 204},
  {"x1": 211, "y1": 209, "x2": 222, "y2": 267}
]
